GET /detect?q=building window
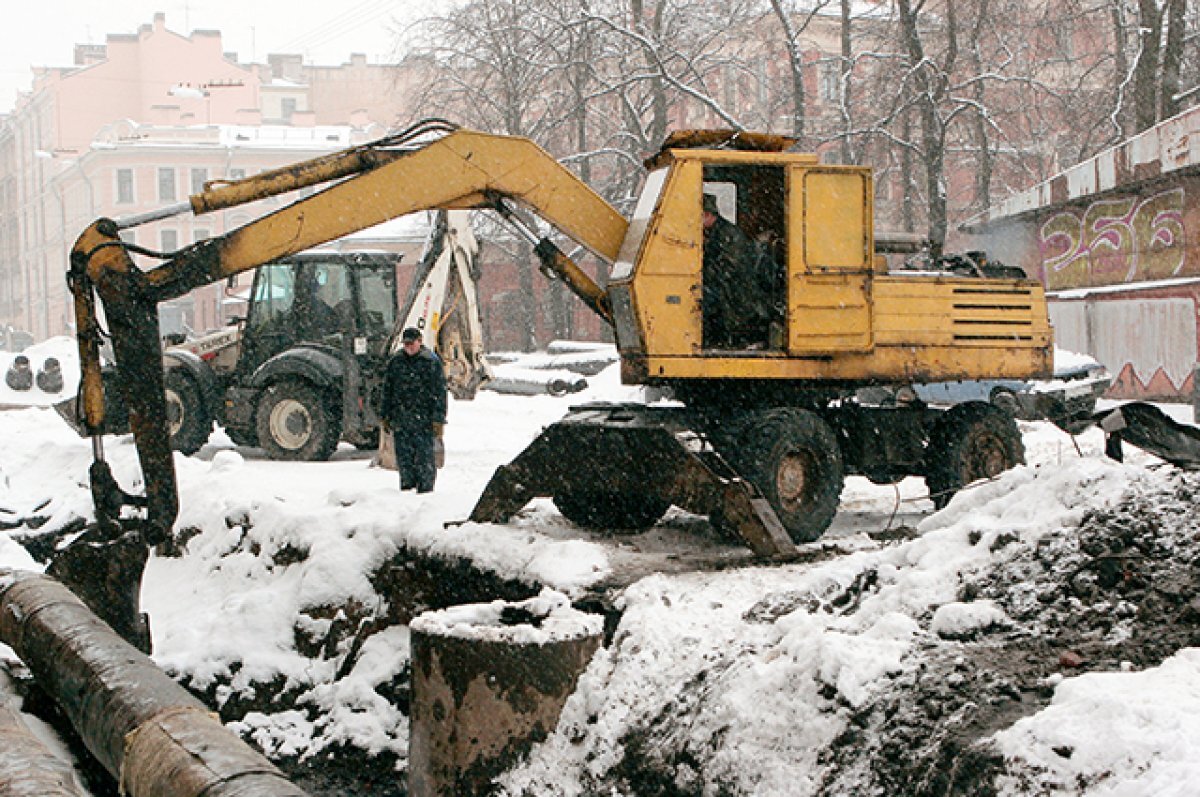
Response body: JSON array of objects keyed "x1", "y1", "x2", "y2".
[
  {"x1": 160, "y1": 229, "x2": 178, "y2": 253},
  {"x1": 819, "y1": 61, "x2": 840, "y2": 103},
  {"x1": 116, "y1": 169, "x2": 134, "y2": 204},
  {"x1": 281, "y1": 98, "x2": 297, "y2": 121},
  {"x1": 158, "y1": 168, "x2": 176, "y2": 201},
  {"x1": 229, "y1": 167, "x2": 246, "y2": 180},
  {"x1": 191, "y1": 167, "x2": 209, "y2": 195},
  {"x1": 193, "y1": 228, "x2": 210, "y2": 243}
]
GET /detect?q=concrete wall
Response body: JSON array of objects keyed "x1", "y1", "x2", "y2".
[
  {"x1": 964, "y1": 107, "x2": 1200, "y2": 402},
  {"x1": 1050, "y1": 281, "x2": 1199, "y2": 400}
]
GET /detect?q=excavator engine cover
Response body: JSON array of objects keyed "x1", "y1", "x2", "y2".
[{"x1": 470, "y1": 403, "x2": 796, "y2": 558}]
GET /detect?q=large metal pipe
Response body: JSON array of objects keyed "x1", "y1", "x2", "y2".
[
  {"x1": 0, "y1": 570, "x2": 310, "y2": 797},
  {"x1": 0, "y1": 703, "x2": 89, "y2": 796},
  {"x1": 408, "y1": 594, "x2": 603, "y2": 796}
]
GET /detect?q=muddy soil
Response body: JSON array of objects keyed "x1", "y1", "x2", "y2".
[{"x1": 814, "y1": 470, "x2": 1200, "y2": 796}]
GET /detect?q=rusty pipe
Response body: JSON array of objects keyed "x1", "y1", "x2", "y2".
[
  {"x1": 0, "y1": 703, "x2": 89, "y2": 796},
  {"x1": 0, "y1": 570, "x2": 310, "y2": 797}
]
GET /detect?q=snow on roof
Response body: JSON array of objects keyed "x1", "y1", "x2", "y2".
[{"x1": 218, "y1": 125, "x2": 353, "y2": 148}]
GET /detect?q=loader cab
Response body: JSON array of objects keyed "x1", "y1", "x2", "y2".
[{"x1": 237, "y1": 252, "x2": 399, "y2": 378}]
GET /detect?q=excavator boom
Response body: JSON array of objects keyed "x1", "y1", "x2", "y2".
[{"x1": 68, "y1": 121, "x2": 625, "y2": 539}]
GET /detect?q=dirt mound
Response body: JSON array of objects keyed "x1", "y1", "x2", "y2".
[{"x1": 816, "y1": 470, "x2": 1200, "y2": 796}]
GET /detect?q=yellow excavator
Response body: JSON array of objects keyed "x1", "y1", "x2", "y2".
[{"x1": 60, "y1": 119, "x2": 1051, "y2": 647}]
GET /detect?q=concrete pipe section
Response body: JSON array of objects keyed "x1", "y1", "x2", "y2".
[
  {"x1": 0, "y1": 569, "x2": 311, "y2": 797},
  {"x1": 408, "y1": 589, "x2": 603, "y2": 796}
]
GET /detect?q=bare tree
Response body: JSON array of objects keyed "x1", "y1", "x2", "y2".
[{"x1": 764, "y1": 0, "x2": 836, "y2": 145}]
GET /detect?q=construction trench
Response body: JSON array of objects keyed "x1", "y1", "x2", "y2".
[{"x1": 0, "y1": 528, "x2": 774, "y2": 797}]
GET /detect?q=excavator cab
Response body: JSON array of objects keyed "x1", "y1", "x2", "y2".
[{"x1": 697, "y1": 164, "x2": 788, "y2": 351}]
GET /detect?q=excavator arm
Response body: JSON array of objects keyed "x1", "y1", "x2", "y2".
[{"x1": 68, "y1": 121, "x2": 626, "y2": 544}]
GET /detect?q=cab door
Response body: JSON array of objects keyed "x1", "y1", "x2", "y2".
[
  {"x1": 787, "y1": 166, "x2": 876, "y2": 354},
  {"x1": 237, "y1": 261, "x2": 299, "y2": 378}
]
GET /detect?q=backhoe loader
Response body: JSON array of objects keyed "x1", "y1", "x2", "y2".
[
  {"x1": 56, "y1": 210, "x2": 488, "y2": 461},
  {"x1": 61, "y1": 119, "x2": 1051, "y2": 647}
]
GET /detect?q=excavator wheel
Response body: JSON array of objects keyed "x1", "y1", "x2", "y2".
[
  {"x1": 553, "y1": 491, "x2": 671, "y2": 533},
  {"x1": 163, "y1": 369, "x2": 212, "y2": 455},
  {"x1": 926, "y1": 401, "x2": 1024, "y2": 509},
  {"x1": 731, "y1": 408, "x2": 844, "y2": 544},
  {"x1": 255, "y1": 379, "x2": 342, "y2": 461}
]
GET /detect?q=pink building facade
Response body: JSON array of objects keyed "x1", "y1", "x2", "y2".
[{"x1": 0, "y1": 14, "x2": 408, "y2": 341}]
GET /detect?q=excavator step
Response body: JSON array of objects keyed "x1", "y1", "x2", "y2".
[{"x1": 469, "y1": 403, "x2": 797, "y2": 559}]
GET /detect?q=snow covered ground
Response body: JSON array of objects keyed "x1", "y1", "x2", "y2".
[{"x1": 0, "y1": 341, "x2": 1198, "y2": 795}]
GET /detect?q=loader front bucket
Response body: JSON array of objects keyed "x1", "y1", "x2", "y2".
[{"x1": 470, "y1": 403, "x2": 796, "y2": 559}]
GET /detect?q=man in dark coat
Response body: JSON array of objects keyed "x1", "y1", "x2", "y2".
[
  {"x1": 701, "y1": 193, "x2": 772, "y2": 349},
  {"x1": 381, "y1": 327, "x2": 448, "y2": 492}
]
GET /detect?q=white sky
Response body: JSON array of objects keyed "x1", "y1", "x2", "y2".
[{"x1": 0, "y1": 0, "x2": 429, "y2": 114}]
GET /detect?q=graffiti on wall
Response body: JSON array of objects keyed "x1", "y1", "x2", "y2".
[{"x1": 1039, "y1": 188, "x2": 1187, "y2": 290}]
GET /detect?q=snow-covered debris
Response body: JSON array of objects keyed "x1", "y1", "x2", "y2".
[
  {"x1": 994, "y1": 649, "x2": 1200, "y2": 795},
  {"x1": 930, "y1": 598, "x2": 1011, "y2": 639},
  {"x1": 0, "y1": 337, "x2": 79, "y2": 408}
]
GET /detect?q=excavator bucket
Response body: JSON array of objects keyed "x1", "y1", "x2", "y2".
[{"x1": 470, "y1": 403, "x2": 797, "y2": 559}]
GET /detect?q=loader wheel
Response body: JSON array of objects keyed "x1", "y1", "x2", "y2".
[
  {"x1": 735, "y1": 409, "x2": 844, "y2": 544},
  {"x1": 553, "y1": 491, "x2": 670, "y2": 533},
  {"x1": 163, "y1": 369, "x2": 212, "y2": 455},
  {"x1": 256, "y1": 380, "x2": 341, "y2": 461},
  {"x1": 926, "y1": 401, "x2": 1024, "y2": 510}
]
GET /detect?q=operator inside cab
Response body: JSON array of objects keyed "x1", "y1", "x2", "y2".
[{"x1": 700, "y1": 181, "x2": 785, "y2": 352}]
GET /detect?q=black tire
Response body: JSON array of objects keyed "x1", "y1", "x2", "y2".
[
  {"x1": 553, "y1": 491, "x2": 671, "y2": 533},
  {"x1": 163, "y1": 369, "x2": 212, "y2": 455},
  {"x1": 989, "y1": 386, "x2": 1022, "y2": 417},
  {"x1": 926, "y1": 401, "x2": 1025, "y2": 509},
  {"x1": 255, "y1": 380, "x2": 342, "y2": 461},
  {"x1": 224, "y1": 426, "x2": 258, "y2": 447},
  {"x1": 731, "y1": 409, "x2": 844, "y2": 544}
]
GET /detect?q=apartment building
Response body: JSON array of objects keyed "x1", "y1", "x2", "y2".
[{"x1": 0, "y1": 13, "x2": 411, "y2": 340}]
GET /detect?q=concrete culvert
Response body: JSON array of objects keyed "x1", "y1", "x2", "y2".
[
  {"x1": 35, "y1": 357, "x2": 63, "y2": 394},
  {"x1": 5, "y1": 355, "x2": 32, "y2": 392},
  {"x1": 408, "y1": 589, "x2": 603, "y2": 796}
]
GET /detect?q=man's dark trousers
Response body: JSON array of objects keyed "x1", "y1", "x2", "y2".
[{"x1": 393, "y1": 426, "x2": 436, "y2": 492}]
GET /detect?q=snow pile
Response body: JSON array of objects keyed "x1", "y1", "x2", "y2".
[
  {"x1": 930, "y1": 598, "x2": 1011, "y2": 639},
  {"x1": 500, "y1": 449, "x2": 1152, "y2": 795},
  {"x1": 995, "y1": 649, "x2": 1200, "y2": 795},
  {"x1": 411, "y1": 588, "x2": 603, "y2": 644}
]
